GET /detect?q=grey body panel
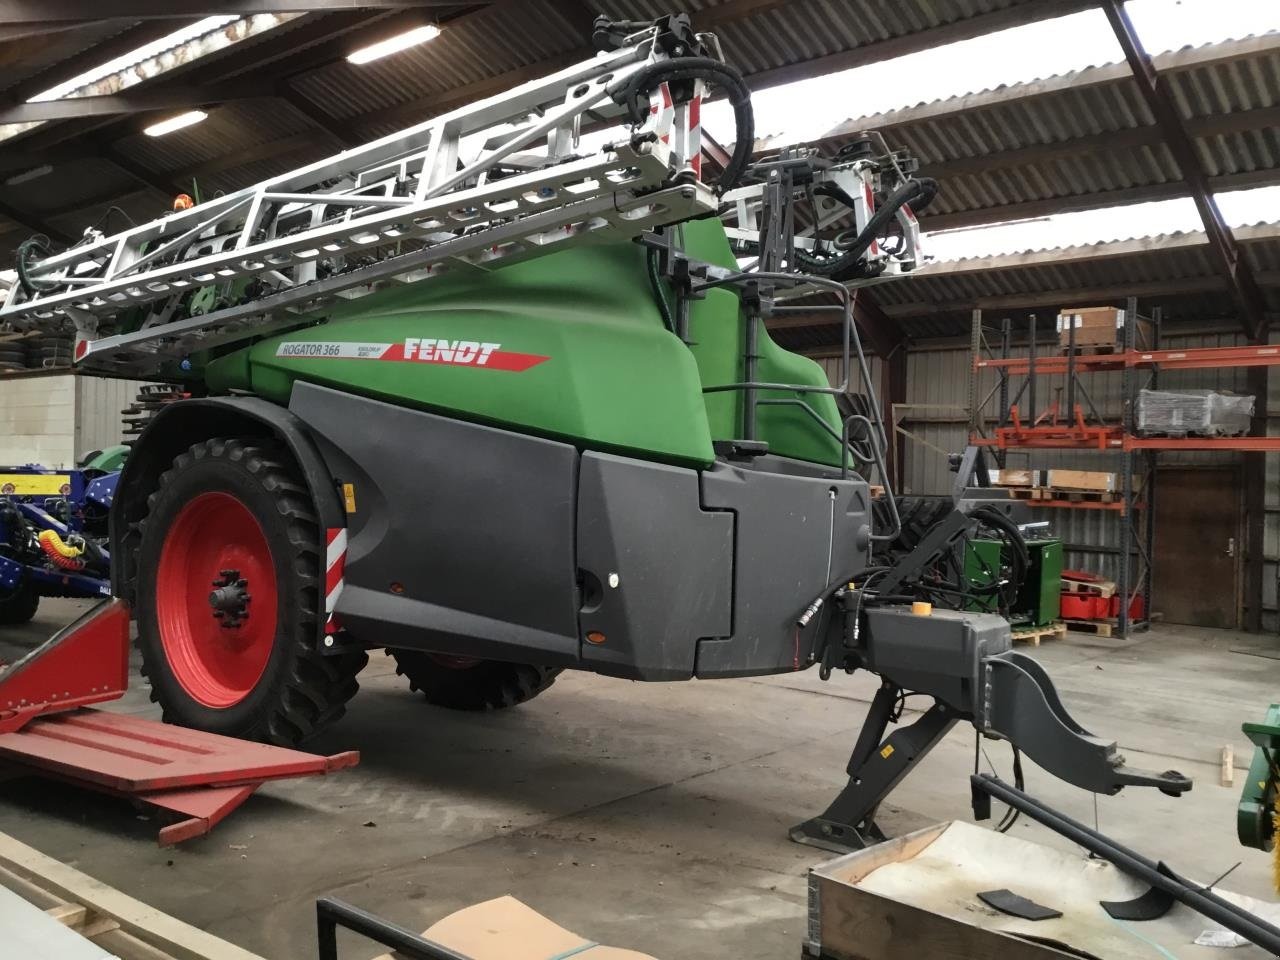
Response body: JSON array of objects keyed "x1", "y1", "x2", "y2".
[
  {"x1": 576, "y1": 452, "x2": 733, "y2": 680},
  {"x1": 288, "y1": 382, "x2": 874, "y2": 678},
  {"x1": 695, "y1": 462, "x2": 873, "y2": 677},
  {"x1": 290, "y1": 382, "x2": 581, "y2": 664},
  {"x1": 862, "y1": 606, "x2": 1010, "y2": 713}
]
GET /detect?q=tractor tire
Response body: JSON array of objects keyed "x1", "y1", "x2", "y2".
[
  {"x1": 0, "y1": 584, "x2": 39, "y2": 625},
  {"x1": 134, "y1": 438, "x2": 367, "y2": 745},
  {"x1": 389, "y1": 650, "x2": 560, "y2": 711}
]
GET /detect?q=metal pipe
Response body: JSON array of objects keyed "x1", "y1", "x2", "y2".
[
  {"x1": 743, "y1": 298, "x2": 760, "y2": 441},
  {"x1": 971, "y1": 776, "x2": 1280, "y2": 955},
  {"x1": 1066, "y1": 305, "x2": 1077, "y2": 416},
  {"x1": 1027, "y1": 312, "x2": 1038, "y2": 422},
  {"x1": 316, "y1": 897, "x2": 474, "y2": 960}
]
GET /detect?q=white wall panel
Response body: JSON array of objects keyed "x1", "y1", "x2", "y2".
[{"x1": 0, "y1": 375, "x2": 75, "y2": 467}]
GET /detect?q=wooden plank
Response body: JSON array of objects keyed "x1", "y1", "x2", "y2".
[
  {"x1": 1221, "y1": 745, "x2": 1235, "y2": 787},
  {"x1": 1044, "y1": 469, "x2": 1118, "y2": 493},
  {"x1": 1061, "y1": 578, "x2": 1117, "y2": 600},
  {"x1": 814, "y1": 822, "x2": 948, "y2": 887},
  {"x1": 0, "y1": 832, "x2": 267, "y2": 960},
  {"x1": 1011, "y1": 621, "x2": 1067, "y2": 646},
  {"x1": 0, "y1": 884, "x2": 113, "y2": 960},
  {"x1": 1064, "y1": 618, "x2": 1115, "y2": 637}
]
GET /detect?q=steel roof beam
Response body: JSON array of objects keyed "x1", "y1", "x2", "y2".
[
  {"x1": 746, "y1": 0, "x2": 1100, "y2": 92},
  {"x1": 3, "y1": 20, "x2": 192, "y2": 104},
  {"x1": 922, "y1": 168, "x2": 1280, "y2": 233},
  {"x1": 0, "y1": 82, "x2": 268, "y2": 124},
  {"x1": 918, "y1": 104, "x2": 1280, "y2": 183},
  {"x1": 1102, "y1": 0, "x2": 1269, "y2": 340},
  {"x1": 879, "y1": 272, "x2": 1280, "y2": 317},
  {"x1": 0, "y1": 197, "x2": 72, "y2": 244},
  {"x1": 0, "y1": 1, "x2": 480, "y2": 23}
]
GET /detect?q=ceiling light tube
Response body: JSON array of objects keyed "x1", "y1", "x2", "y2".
[
  {"x1": 348, "y1": 25, "x2": 441, "y2": 65},
  {"x1": 144, "y1": 110, "x2": 208, "y2": 137}
]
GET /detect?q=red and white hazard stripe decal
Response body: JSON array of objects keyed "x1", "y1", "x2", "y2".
[
  {"x1": 688, "y1": 93, "x2": 703, "y2": 178},
  {"x1": 863, "y1": 181, "x2": 879, "y2": 257},
  {"x1": 324, "y1": 527, "x2": 346, "y2": 634}
]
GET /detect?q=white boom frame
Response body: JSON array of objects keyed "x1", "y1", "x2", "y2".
[{"x1": 1, "y1": 24, "x2": 713, "y2": 376}]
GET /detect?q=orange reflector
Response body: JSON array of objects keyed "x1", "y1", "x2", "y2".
[
  {"x1": 389, "y1": 582, "x2": 405, "y2": 594},
  {"x1": 173, "y1": 193, "x2": 194, "y2": 211},
  {"x1": 911, "y1": 601, "x2": 932, "y2": 616},
  {"x1": 586, "y1": 631, "x2": 607, "y2": 645}
]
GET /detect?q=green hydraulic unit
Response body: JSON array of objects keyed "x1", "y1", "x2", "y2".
[
  {"x1": 1239, "y1": 703, "x2": 1280, "y2": 856},
  {"x1": 966, "y1": 538, "x2": 1063, "y2": 627}
]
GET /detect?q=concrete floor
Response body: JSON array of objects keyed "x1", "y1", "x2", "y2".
[{"x1": 1, "y1": 598, "x2": 1278, "y2": 959}]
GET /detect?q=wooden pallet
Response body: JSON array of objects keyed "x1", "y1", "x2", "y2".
[
  {"x1": 1060, "y1": 343, "x2": 1118, "y2": 356},
  {"x1": 1064, "y1": 618, "x2": 1115, "y2": 637},
  {"x1": 1061, "y1": 577, "x2": 1117, "y2": 599},
  {"x1": 1010, "y1": 620, "x2": 1067, "y2": 646},
  {"x1": 1007, "y1": 487, "x2": 1118, "y2": 504},
  {"x1": 0, "y1": 831, "x2": 266, "y2": 959}
]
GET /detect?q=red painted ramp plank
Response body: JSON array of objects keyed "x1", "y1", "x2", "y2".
[
  {"x1": 151, "y1": 783, "x2": 261, "y2": 846},
  {"x1": 0, "y1": 708, "x2": 358, "y2": 792}
]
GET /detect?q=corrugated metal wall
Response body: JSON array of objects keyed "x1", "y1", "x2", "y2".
[
  {"x1": 0, "y1": 374, "x2": 146, "y2": 467},
  {"x1": 74, "y1": 377, "x2": 148, "y2": 458},
  {"x1": 886, "y1": 325, "x2": 1279, "y2": 632}
]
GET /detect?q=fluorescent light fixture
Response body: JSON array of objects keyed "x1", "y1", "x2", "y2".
[
  {"x1": 4, "y1": 164, "x2": 53, "y2": 186},
  {"x1": 348, "y1": 24, "x2": 440, "y2": 65},
  {"x1": 144, "y1": 110, "x2": 208, "y2": 137}
]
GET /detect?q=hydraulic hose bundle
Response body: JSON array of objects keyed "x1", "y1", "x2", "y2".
[
  {"x1": 793, "y1": 175, "x2": 938, "y2": 281},
  {"x1": 611, "y1": 57, "x2": 755, "y2": 193}
]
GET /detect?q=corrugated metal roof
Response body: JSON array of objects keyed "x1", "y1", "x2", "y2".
[
  {"x1": 773, "y1": 33, "x2": 1280, "y2": 230},
  {"x1": 0, "y1": 20, "x2": 137, "y2": 93},
  {"x1": 775, "y1": 221, "x2": 1280, "y2": 349},
  {"x1": 0, "y1": 0, "x2": 1094, "y2": 251},
  {"x1": 874, "y1": 221, "x2": 1280, "y2": 337}
]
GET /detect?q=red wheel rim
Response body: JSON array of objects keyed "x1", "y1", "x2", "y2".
[{"x1": 155, "y1": 492, "x2": 278, "y2": 708}]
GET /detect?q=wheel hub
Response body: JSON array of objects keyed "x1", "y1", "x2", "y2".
[{"x1": 208, "y1": 568, "x2": 251, "y2": 629}]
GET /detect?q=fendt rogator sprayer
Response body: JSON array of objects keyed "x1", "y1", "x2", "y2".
[{"x1": 1, "y1": 14, "x2": 1188, "y2": 851}]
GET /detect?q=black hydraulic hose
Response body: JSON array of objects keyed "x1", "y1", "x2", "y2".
[
  {"x1": 794, "y1": 177, "x2": 935, "y2": 279},
  {"x1": 833, "y1": 177, "x2": 935, "y2": 258},
  {"x1": 15, "y1": 234, "x2": 57, "y2": 297},
  {"x1": 908, "y1": 175, "x2": 938, "y2": 214},
  {"x1": 611, "y1": 57, "x2": 755, "y2": 192}
]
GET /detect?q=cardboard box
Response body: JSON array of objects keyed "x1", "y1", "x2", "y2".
[
  {"x1": 1044, "y1": 469, "x2": 1118, "y2": 492},
  {"x1": 989, "y1": 468, "x2": 1040, "y2": 488},
  {"x1": 1056, "y1": 306, "x2": 1154, "y2": 350},
  {"x1": 1057, "y1": 306, "x2": 1122, "y2": 348},
  {"x1": 385, "y1": 896, "x2": 658, "y2": 960}
]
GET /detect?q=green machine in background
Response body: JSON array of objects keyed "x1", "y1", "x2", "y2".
[
  {"x1": 966, "y1": 537, "x2": 1064, "y2": 627},
  {"x1": 1238, "y1": 705, "x2": 1280, "y2": 876}
]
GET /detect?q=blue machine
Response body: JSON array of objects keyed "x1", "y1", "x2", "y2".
[{"x1": 0, "y1": 466, "x2": 115, "y2": 625}]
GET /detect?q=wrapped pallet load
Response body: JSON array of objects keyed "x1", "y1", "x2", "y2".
[{"x1": 1136, "y1": 389, "x2": 1254, "y2": 437}]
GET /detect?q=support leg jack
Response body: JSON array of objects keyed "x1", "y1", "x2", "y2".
[{"x1": 791, "y1": 683, "x2": 956, "y2": 854}]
